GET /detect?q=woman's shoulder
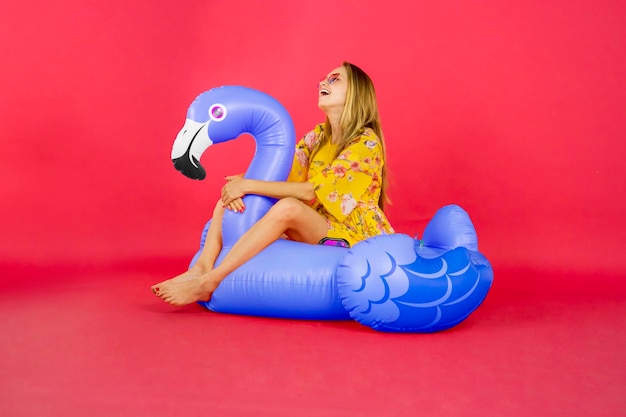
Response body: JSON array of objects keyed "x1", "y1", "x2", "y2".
[
  {"x1": 349, "y1": 127, "x2": 382, "y2": 150},
  {"x1": 360, "y1": 127, "x2": 379, "y2": 140},
  {"x1": 300, "y1": 123, "x2": 324, "y2": 149}
]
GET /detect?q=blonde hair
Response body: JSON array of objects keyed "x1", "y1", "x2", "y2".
[{"x1": 313, "y1": 61, "x2": 390, "y2": 209}]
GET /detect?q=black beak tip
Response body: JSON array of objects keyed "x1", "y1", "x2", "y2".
[{"x1": 172, "y1": 156, "x2": 206, "y2": 180}]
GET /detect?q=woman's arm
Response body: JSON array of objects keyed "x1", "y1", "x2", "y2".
[
  {"x1": 222, "y1": 176, "x2": 315, "y2": 207},
  {"x1": 222, "y1": 126, "x2": 322, "y2": 211}
]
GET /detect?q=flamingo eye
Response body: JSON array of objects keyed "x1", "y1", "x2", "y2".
[{"x1": 209, "y1": 104, "x2": 226, "y2": 121}]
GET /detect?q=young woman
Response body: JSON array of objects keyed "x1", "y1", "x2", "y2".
[{"x1": 152, "y1": 62, "x2": 395, "y2": 306}]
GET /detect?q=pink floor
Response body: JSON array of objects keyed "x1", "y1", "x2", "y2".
[{"x1": 1, "y1": 262, "x2": 624, "y2": 417}]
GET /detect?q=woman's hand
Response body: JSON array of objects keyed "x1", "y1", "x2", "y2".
[
  {"x1": 222, "y1": 174, "x2": 247, "y2": 211},
  {"x1": 227, "y1": 198, "x2": 245, "y2": 213}
]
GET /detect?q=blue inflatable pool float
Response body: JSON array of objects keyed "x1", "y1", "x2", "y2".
[{"x1": 171, "y1": 86, "x2": 493, "y2": 332}]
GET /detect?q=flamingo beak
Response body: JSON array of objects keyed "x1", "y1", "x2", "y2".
[{"x1": 171, "y1": 119, "x2": 213, "y2": 180}]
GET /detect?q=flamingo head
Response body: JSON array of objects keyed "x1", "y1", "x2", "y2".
[{"x1": 171, "y1": 86, "x2": 254, "y2": 180}]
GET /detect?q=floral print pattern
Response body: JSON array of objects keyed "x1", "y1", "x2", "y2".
[{"x1": 287, "y1": 124, "x2": 395, "y2": 246}]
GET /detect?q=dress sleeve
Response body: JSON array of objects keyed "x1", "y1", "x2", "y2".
[
  {"x1": 308, "y1": 132, "x2": 384, "y2": 222},
  {"x1": 287, "y1": 128, "x2": 318, "y2": 183}
]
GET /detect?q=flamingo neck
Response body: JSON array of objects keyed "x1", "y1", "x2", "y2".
[{"x1": 221, "y1": 102, "x2": 295, "y2": 248}]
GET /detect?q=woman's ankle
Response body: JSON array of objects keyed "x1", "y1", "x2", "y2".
[{"x1": 190, "y1": 262, "x2": 212, "y2": 275}]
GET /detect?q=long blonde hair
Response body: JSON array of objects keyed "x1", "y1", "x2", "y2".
[{"x1": 312, "y1": 61, "x2": 390, "y2": 209}]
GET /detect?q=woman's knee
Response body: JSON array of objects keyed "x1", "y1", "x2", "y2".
[
  {"x1": 212, "y1": 198, "x2": 225, "y2": 216},
  {"x1": 267, "y1": 197, "x2": 304, "y2": 223}
]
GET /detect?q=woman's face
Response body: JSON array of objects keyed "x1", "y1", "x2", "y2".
[{"x1": 317, "y1": 66, "x2": 348, "y2": 113}]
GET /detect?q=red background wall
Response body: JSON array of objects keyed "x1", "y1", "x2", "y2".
[{"x1": 1, "y1": 0, "x2": 624, "y2": 294}]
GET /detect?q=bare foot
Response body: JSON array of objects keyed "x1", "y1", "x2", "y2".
[
  {"x1": 151, "y1": 266, "x2": 207, "y2": 295},
  {"x1": 154, "y1": 276, "x2": 219, "y2": 306}
]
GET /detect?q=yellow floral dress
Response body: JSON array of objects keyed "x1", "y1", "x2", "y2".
[{"x1": 287, "y1": 124, "x2": 395, "y2": 246}]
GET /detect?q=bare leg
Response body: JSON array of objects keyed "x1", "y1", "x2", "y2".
[
  {"x1": 155, "y1": 198, "x2": 328, "y2": 306},
  {"x1": 151, "y1": 199, "x2": 225, "y2": 293}
]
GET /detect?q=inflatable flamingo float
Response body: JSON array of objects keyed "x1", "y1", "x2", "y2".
[{"x1": 171, "y1": 86, "x2": 493, "y2": 332}]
